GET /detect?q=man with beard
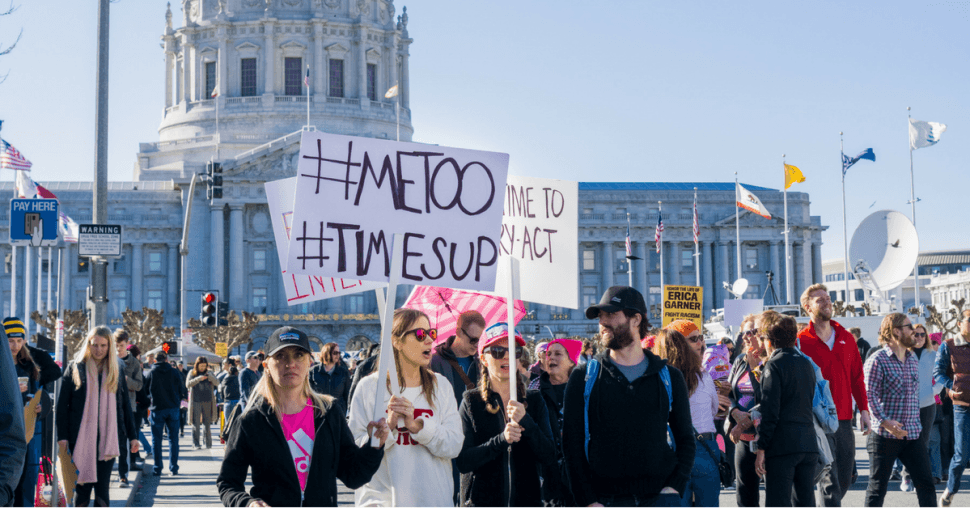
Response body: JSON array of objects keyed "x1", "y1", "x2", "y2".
[
  {"x1": 797, "y1": 283, "x2": 871, "y2": 506},
  {"x1": 934, "y1": 309, "x2": 970, "y2": 506},
  {"x1": 562, "y1": 286, "x2": 695, "y2": 507},
  {"x1": 863, "y1": 313, "x2": 936, "y2": 507}
]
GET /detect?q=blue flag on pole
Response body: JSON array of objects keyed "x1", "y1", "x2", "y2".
[{"x1": 842, "y1": 148, "x2": 875, "y2": 177}]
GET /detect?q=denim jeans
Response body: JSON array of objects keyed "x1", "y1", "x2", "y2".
[
  {"x1": 150, "y1": 407, "x2": 181, "y2": 475},
  {"x1": 929, "y1": 421, "x2": 943, "y2": 479},
  {"x1": 224, "y1": 399, "x2": 240, "y2": 419},
  {"x1": 947, "y1": 405, "x2": 970, "y2": 494},
  {"x1": 682, "y1": 436, "x2": 721, "y2": 506}
]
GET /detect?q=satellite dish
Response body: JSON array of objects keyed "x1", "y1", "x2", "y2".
[
  {"x1": 849, "y1": 210, "x2": 919, "y2": 292},
  {"x1": 732, "y1": 278, "x2": 749, "y2": 296}
]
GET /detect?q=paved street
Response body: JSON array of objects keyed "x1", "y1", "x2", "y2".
[{"x1": 127, "y1": 423, "x2": 969, "y2": 507}]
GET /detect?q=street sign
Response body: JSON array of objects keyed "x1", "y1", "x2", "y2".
[
  {"x1": 9, "y1": 198, "x2": 59, "y2": 246},
  {"x1": 215, "y1": 342, "x2": 228, "y2": 357},
  {"x1": 78, "y1": 224, "x2": 123, "y2": 257}
]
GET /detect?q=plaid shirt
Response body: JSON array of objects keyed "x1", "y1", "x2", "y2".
[{"x1": 864, "y1": 345, "x2": 921, "y2": 440}]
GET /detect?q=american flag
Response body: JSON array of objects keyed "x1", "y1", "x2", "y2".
[
  {"x1": 1, "y1": 139, "x2": 32, "y2": 171},
  {"x1": 655, "y1": 214, "x2": 664, "y2": 253},
  {"x1": 625, "y1": 224, "x2": 633, "y2": 257},
  {"x1": 693, "y1": 194, "x2": 699, "y2": 244},
  {"x1": 304, "y1": 66, "x2": 310, "y2": 88}
]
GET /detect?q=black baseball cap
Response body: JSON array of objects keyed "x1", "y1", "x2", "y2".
[
  {"x1": 585, "y1": 286, "x2": 648, "y2": 319},
  {"x1": 265, "y1": 326, "x2": 312, "y2": 356}
]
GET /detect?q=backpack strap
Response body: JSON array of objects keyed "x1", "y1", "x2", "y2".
[
  {"x1": 583, "y1": 358, "x2": 600, "y2": 461},
  {"x1": 660, "y1": 365, "x2": 675, "y2": 449}
]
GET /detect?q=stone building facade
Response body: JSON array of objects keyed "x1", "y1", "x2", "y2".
[{"x1": 0, "y1": 0, "x2": 828, "y2": 352}]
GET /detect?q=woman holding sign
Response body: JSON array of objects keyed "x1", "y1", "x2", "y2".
[
  {"x1": 348, "y1": 308, "x2": 463, "y2": 507},
  {"x1": 217, "y1": 326, "x2": 388, "y2": 507},
  {"x1": 656, "y1": 323, "x2": 725, "y2": 507},
  {"x1": 456, "y1": 323, "x2": 558, "y2": 506}
]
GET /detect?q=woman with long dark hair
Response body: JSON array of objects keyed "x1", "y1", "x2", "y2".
[
  {"x1": 456, "y1": 323, "x2": 557, "y2": 506},
  {"x1": 56, "y1": 326, "x2": 138, "y2": 507},
  {"x1": 218, "y1": 326, "x2": 388, "y2": 507},
  {"x1": 187, "y1": 356, "x2": 219, "y2": 450},
  {"x1": 348, "y1": 308, "x2": 463, "y2": 506},
  {"x1": 655, "y1": 324, "x2": 722, "y2": 507},
  {"x1": 7, "y1": 318, "x2": 41, "y2": 507}
]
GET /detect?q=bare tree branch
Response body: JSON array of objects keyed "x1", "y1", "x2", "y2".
[
  {"x1": 0, "y1": 28, "x2": 21, "y2": 57},
  {"x1": 0, "y1": 1, "x2": 19, "y2": 16}
]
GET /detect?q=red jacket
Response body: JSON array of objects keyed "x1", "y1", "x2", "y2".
[{"x1": 797, "y1": 320, "x2": 869, "y2": 420}]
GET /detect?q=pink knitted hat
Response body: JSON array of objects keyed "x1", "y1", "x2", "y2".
[{"x1": 547, "y1": 338, "x2": 583, "y2": 366}]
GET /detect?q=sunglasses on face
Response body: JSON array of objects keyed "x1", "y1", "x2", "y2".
[
  {"x1": 406, "y1": 328, "x2": 437, "y2": 341},
  {"x1": 461, "y1": 327, "x2": 481, "y2": 343},
  {"x1": 742, "y1": 330, "x2": 757, "y2": 336},
  {"x1": 686, "y1": 334, "x2": 703, "y2": 344},
  {"x1": 484, "y1": 346, "x2": 523, "y2": 360},
  {"x1": 914, "y1": 332, "x2": 927, "y2": 338}
]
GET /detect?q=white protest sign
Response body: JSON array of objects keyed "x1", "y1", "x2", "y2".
[
  {"x1": 265, "y1": 177, "x2": 383, "y2": 304},
  {"x1": 494, "y1": 176, "x2": 578, "y2": 309},
  {"x1": 723, "y1": 299, "x2": 764, "y2": 327},
  {"x1": 285, "y1": 132, "x2": 510, "y2": 291}
]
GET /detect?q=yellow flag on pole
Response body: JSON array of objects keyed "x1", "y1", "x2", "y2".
[{"x1": 784, "y1": 163, "x2": 805, "y2": 189}]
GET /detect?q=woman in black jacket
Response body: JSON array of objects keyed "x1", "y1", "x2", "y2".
[
  {"x1": 726, "y1": 314, "x2": 763, "y2": 507},
  {"x1": 217, "y1": 326, "x2": 388, "y2": 507},
  {"x1": 456, "y1": 324, "x2": 558, "y2": 507},
  {"x1": 753, "y1": 311, "x2": 818, "y2": 507},
  {"x1": 55, "y1": 326, "x2": 138, "y2": 507}
]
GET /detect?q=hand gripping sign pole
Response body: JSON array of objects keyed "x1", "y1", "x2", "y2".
[{"x1": 371, "y1": 233, "x2": 404, "y2": 448}]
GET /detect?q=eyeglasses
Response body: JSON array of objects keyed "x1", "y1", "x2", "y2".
[
  {"x1": 484, "y1": 346, "x2": 523, "y2": 360},
  {"x1": 914, "y1": 332, "x2": 927, "y2": 338},
  {"x1": 461, "y1": 327, "x2": 481, "y2": 344},
  {"x1": 742, "y1": 330, "x2": 757, "y2": 336},
  {"x1": 406, "y1": 328, "x2": 437, "y2": 341},
  {"x1": 686, "y1": 334, "x2": 703, "y2": 344}
]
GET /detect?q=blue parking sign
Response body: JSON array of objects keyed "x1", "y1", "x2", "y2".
[{"x1": 10, "y1": 198, "x2": 59, "y2": 246}]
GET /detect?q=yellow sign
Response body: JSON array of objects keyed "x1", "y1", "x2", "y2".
[
  {"x1": 215, "y1": 342, "x2": 228, "y2": 357},
  {"x1": 662, "y1": 285, "x2": 703, "y2": 329}
]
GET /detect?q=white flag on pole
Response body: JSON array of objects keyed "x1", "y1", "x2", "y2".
[
  {"x1": 384, "y1": 84, "x2": 399, "y2": 98},
  {"x1": 909, "y1": 118, "x2": 946, "y2": 149},
  {"x1": 736, "y1": 182, "x2": 772, "y2": 220}
]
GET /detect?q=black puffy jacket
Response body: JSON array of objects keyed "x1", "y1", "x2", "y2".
[
  {"x1": 55, "y1": 361, "x2": 137, "y2": 452},
  {"x1": 217, "y1": 397, "x2": 383, "y2": 507}
]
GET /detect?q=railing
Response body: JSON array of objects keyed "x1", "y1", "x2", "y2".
[
  {"x1": 235, "y1": 128, "x2": 306, "y2": 161},
  {"x1": 275, "y1": 96, "x2": 312, "y2": 103},
  {"x1": 226, "y1": 96, "x2": 262, "y2": 105},
  {"x1": 371, "y1": 100, "x2": 395, "y2": 110},
  {"x1": 579, "y1": 213, "x2": 605, "y2": 220},
  {"x1": 141, "y1": 215, "x2": 169, "y2": 222},
  {"x1": 677, "y1": 213, "x2": 700, "y2": 221},
  {"x1": 326, "y1": 97, "x2": 359, "y2": 105},
  {"x1": 108, "y1": 215, "x2": 134, "y2": 222},
  {"x1": 153, "y1": 135, "x2": 214, "y2": 149},
  {"x1": 612, "y1": 213, "x2": 639, "y2": 220}
]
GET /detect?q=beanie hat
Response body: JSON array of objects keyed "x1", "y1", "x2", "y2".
[
  {"x1": 666, "y1": 319, "x2": 699, "y2": 337},
  {"x1": 547, "y1": 338, "x2": 583, "y2": 366},
  {"x1": 3, "y1": 317, "x2": 26, "y2": 339},
  {"x1": 641, "y1": 336, "x2": 656, "y2": 350}
]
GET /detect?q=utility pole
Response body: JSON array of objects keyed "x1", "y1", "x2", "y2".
[{"x1": 91, "y1": 0, "x2": 110, "y2": 326}]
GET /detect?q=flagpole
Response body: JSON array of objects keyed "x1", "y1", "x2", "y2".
[
  {"x1": 10, "y1": 245, "x2": 17, "y2": 318},
  {"x1": 659, "y1": 201, "x2": 664, "y2": 293},
  {"x1": 627, "y1": 212, "x2": 634, "y2": 287},
  {"x1": 36, "y1": 247, "x2": 42, "y2": 322},
  {"x1": 735, "y1": 173, "x2": 741, "y2": 299},
  {"x1": 215, "y1": 84, "x2": 220, "y2": 161},
  {"x1": 783, "y1": 155, "x2": 791, "y2": 305},
  {"x1": 907, "y1": 106, "x2": 921, "y2": 315},
  {"x1": 395, "y1": 81, "x2": 400, "y2": 142},
  {"x1": 841, "y1": 132, "x2": 849, "y2": 303},
  {"x1": 694, "y1": 188, "x2": 700, "y2": 287},
  {"x1": 24, "y1": 245, "x2": 31, "y2": 338},
  {"x1": 46, "y1": 246, "x2": 52, "y2": 319},
  {"x1": 306, "y1": 64, "x2": 311, "y2": 129}
]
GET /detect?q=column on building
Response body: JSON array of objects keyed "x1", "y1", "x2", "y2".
[
  {"x1": 229, "y1": 205, "x2": 245, "y2": 310},
  {"x1": 357, "y1": 26, "x2": 367, "y2": 102},
  {"x1": 400, "y1": 41, "x2": 409, "y2": 109},
  {"x1": 263, "y1": 22, "x2": 275, "y2": 96},
  {"x1": 177, "y1": 37, "x2": 187, "y2": 104},
  {"x1": 718, "y1": 240, "x2": 729, "y2": 307},
  {"x1": 670, "y1": 242, "x2": 681, "y2": 286},
  {"x1": 702, "y1": 241, "x2": 714, "y2": 316},
  {"x1": 800, "y1": 238, "x2": 814, "y2": 294},
  {"x1": 186, "y1": 40, "x2": 197, "y2": 102},
  {"x1": 602, "y1": 241, "x2": 613, "y2": 289},
  {"x1": 131, "y1": 244, "x2": 143, "y2": 310},
  {"x1": 769, "y1": 241, "x2": 782, "y2": 305},
  {"x1": 217, "y1": 35, "x2": 228, "y2": 98},
  {"x1": 387, "y1": 31, "x2": 398, "y2": 91},
  {"x1": 812, "y1": 242, "x2": 823, "y2": 290},
  {"x1": 168, "y1": 243, "x2": 178, "y2": 316},
  {"x1": 793, "y1": 242, "x2": 804, "y2": 301},
  {"x1": 313, "y1": 22, "x2": 325, "y2": 95},
  {"x1": 164, "y1": 49, "x2": 174, "y2": 108},
  {"x1": 211, "y1": 205, "x2": 225, "y2": 297},
  {"x1": 637, "y1": 241, "x2": 649, "y2": 297}
]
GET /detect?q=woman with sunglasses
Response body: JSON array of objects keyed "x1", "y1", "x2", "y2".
[
  {"x1": 893, "y1": 323, "x2": 942, "y2": 492},
  {"x1": 218, "y1": 326, "x2": 388, "y2": 507},
  {"x1": 725, "y1": 313, "x2": 763, "y2": 507},
  {"x1": 455, "y1": 323, "x2": 557, "y2": 506},
  {"x1": 656, "y1": 323, "x2": 725, "y2": 507},
  {"x1": 348, "y1": 308, "x2": 463, "y2": 507}
]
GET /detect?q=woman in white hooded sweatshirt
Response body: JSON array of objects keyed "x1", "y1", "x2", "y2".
[{"x1": 349, "y1": 308, "x2": 463, "y2": 506}]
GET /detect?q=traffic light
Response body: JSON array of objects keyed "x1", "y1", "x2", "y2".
[
  {"x1": 218, "y1": 300, "x2": 229, "y2": 327},
  {"x1": 161, "y1": 341, "x2": 179, "y2": 356},
  {"x1": 201, "y1": 292, "x2": 218, "y2": 327},
  {"x1": 206, "y1": 162, "x2": 223, "y2": 200}
]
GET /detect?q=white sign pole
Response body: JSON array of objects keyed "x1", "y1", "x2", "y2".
[
  {"x1": 46, "y1": 247, "x2": 53, "y2": 318},
  {"x1": 375, "y1": 287, "x2": 386, "y2": 325},
  {"x1": 506, "y1": 256, "x2": 519, "y2": 402},
  {"x1": 10, "y1": 245, "x2": 17, "y2": 318},
  {"x1": 35, "y1": 247, "x2": 43, "y2": 320},
  {"x1": 371, "y1": 233, "x2": 404, "y2": 447},
  {"x1": 24, "y1": 245, "x2": 32, "y2": 338}
]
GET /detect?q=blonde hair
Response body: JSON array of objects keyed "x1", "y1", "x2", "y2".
[
  {"x1": 71, "y1": 326, "x2": 120, "y2": 393},
  {"x1": 741, "y1": 313, "x2": 757, "y2": 330},
  {"x1": 800, "y1": 283, "x2": 829, "y2": 312},
  {"x1": 878, "y1": 313, "x2": 909, "y2": 346},
  {"x1": 251, "y1": 348, "x2": 331, "y2": 417}
]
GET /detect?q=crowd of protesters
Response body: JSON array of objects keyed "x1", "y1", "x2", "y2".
[{"x1": 5, "y1": 282, "x2": 970, "y2": 507}]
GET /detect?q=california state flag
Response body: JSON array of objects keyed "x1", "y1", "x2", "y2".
[{"x1": 736, "y1": 182, "x2": 772, "y2": 220}]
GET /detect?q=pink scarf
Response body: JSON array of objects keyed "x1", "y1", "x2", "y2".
[{"x1": 74, "y1": 359, "x2": 119, "y2": 484}]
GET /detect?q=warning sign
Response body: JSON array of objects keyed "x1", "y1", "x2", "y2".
[{"x1": 662, "y1": 285, "x2": 703, "y2": 329}]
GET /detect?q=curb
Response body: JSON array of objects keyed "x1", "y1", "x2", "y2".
[{"x1": 125, "y1": 468, "x2": 144, "y2": 507}]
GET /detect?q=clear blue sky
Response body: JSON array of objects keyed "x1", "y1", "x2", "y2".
[{"x1": 1, "y1": 0, "x2": 966, "y2": 262}]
